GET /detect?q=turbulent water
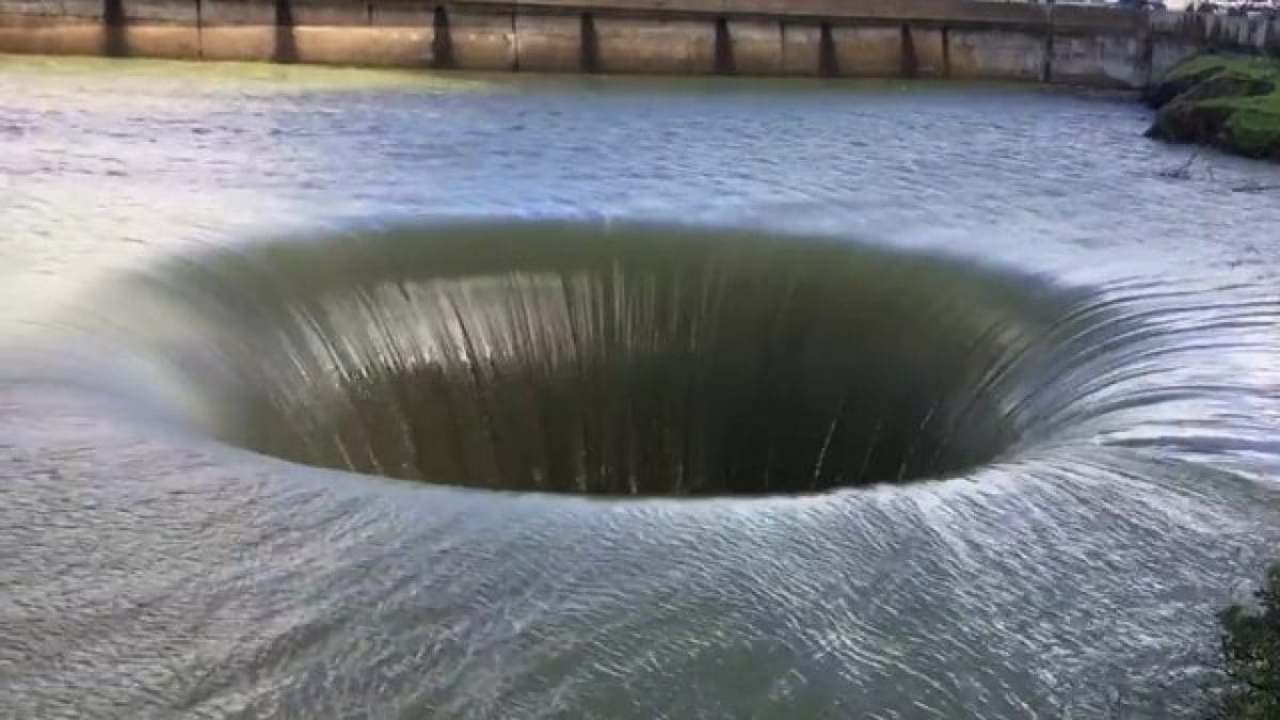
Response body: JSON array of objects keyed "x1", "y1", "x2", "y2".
[{"x1": 3, "y1": 55, "x2": 1280, "y2": 718}]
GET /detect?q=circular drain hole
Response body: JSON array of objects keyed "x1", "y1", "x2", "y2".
[{"x1": 113, "y1": 223, "x2": 1090, "y2": 496}]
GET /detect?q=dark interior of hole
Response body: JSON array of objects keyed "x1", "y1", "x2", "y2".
[
  {"x1": 314, "y1": 341, "x2": 1001, "y2": 496},
  {"x1": 159, "y1": 227, "x2": 1037, "y2": 496}
]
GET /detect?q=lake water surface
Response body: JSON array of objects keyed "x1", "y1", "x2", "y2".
[{"x1": 3, "y1": 55, "x2": 1280, "y2": 718}]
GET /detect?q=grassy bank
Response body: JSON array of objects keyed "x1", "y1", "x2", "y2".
[{"x1": 1145, "y1": 55, "x2": 1280, "y2": 162}]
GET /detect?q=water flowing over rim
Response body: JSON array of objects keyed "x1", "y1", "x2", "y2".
[{"x1": 62, "y1": 220, "x2": 1212, "y2": 498}]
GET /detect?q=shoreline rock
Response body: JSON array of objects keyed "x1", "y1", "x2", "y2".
[{"x1": 1145, "y1": 54, "x2": 1280, "y2": 162}]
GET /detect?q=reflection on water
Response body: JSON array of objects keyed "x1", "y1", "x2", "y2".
[{"x1": 2, "y1": 56, "x2": 1280, "y2": 718}]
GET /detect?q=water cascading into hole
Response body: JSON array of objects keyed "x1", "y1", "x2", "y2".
[{"x1": 108, "y1": 224, "x2": 1108, "y2": 496}]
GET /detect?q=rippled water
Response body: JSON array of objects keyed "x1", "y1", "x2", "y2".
[{"x1": 3, "y1": 55, "x2": 1280, "y2": 718}]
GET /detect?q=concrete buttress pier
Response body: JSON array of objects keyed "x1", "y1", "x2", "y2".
[{"x1": 1, "y1": 0, "x2": 1277, "y2": 88}]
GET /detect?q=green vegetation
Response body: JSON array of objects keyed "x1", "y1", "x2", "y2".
[
  {"x1": 1162, "y1": 54, "x2": 1277, "y2": 86},
  {"x1": 1210, "y1": 564, "x2": 1280, "y2": 719},
  {"x1": 1145, "y1": 54, "x2": 1280, "y2": 161}
]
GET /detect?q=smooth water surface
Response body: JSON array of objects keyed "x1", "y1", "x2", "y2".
[{"x1": 2, "y1": 56, "x2": 1280, "y2": 718}]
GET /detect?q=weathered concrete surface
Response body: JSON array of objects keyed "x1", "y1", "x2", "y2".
[
  {"x1": 447, "y1": 7, "x2": 516, "y2": 70},
  {"x1": 0, "y1": 16, "x2": 104, "y2": 55},
  {"x1": 0, "y1": 0, "x2": 1275, "y2": 87},
  {"x1": 200, "y1": 0, "x2": 275, "y2": 26},
  {"x1": 371, "y1": 0, "x2": 431, "y2": 27},
  {"x1": 1051, "y1": 33, "x2": 1144, "y2": 87},
  {"x1": 123, "y1": 25, "x2": 200, "y2": 58},
  {"x1": 514, "y1": 10, "x2": 581, "y2": 73},
  {"x1": 1151, "y1": 36, "x2": 1191, "y2": 81},
  {"x1": 593, "y1": 16, "x2": 715, "y2": 74},
  {"x1": 726, "y1": 18, "x2": 781, "y2": 75},
  {"x1": 199, "y1": 27, "x2": 277, "y2": 61},
  {"x1": 948, "y1": 27, "x2": 1045, "y2": 81},
  {"x1": 102, "y1": 0, "x2": 199, "y2": 58},
  {"x1": 906, "y1": 26, "x2": 946, "y2": 76},
  {"x1": 1205, "y1": 13, "x2": 1266, "y2": 49},
  {"x1": 294, "y1": 26, "x2": 433, "y2": 66},
  {"x1": 514, "y1": 0, "x2": 1049, "y2": 28},
  {"x1": 1049, "y1": 4, "x2": 1146, "y2": 86},
  {"x1": 1052, "y1": 4, "x2": 1142, "y2": 35},
  {"x1": 124, "y1": 0, "x2": 197, "y2": 23},
  {"x1": 3, "y1": 0, "x2": 103, "y2": 19},
  {"x1": 0, "y1": 0, "x2": 104, "y2": 55},
  {"x1": 196, "y1": 0, "x2": 275, "y2": 60},
  {"x1": 288, "y1": 0, "x2": 370, "y2": 27},
  {"x1": 831, "y1": 25, "x2": 900, "y2": 77},
  {"x1": 779, "y1": 22, "x2": 822, "y2": 75}
]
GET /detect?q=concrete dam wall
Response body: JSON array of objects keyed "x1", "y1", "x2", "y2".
[{"x1": 1, "y1": 0, "x2": 1278, "y2": 87}]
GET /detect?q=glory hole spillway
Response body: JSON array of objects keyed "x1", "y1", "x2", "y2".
[
  {"x1": 2, "y1": 16, "x2": 1280, "y2": 720},
  {"x1": 111, "y1": 224, "x2": 1119, "y2": 496}
]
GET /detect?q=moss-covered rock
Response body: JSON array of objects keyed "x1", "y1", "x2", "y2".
[
  {"x1": 1145, "y1": 55, "x2": 1280, "y2": 162},
  {"x1": 1211, "y1": 564, "x2": 1280, "y2": 719}
]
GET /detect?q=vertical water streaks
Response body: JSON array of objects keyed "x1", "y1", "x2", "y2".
[
  {"x1": 432, "y1": 6, "x2": 454, "y2": 69},
  {"x1": 274, "y1": 0, "x2": 298, "y2": 63},
  {"x1": 714, "y1": 17, "x2": 735, "y2": 75},
  {"x1": 580, "y1": 12, "x2": 599, "y2": 73},
  {"x1": 99, "y1": 224, "x2": 1142, "y2": 496}
]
